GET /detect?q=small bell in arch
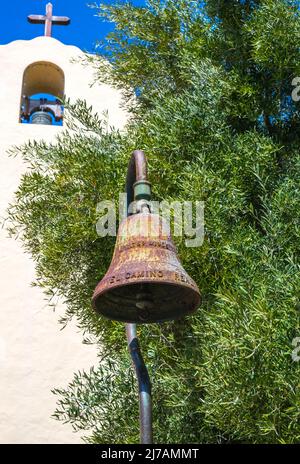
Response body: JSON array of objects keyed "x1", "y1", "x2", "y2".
[{"x1": 31, "y1": 110, "x2": 53, "y2": 125}]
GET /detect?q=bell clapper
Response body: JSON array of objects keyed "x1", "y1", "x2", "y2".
[{"x1": 135, "y1": 284, "x2": 154, "y2": 321}]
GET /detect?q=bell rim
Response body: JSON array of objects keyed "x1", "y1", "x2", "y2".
[{"x1": 92, "y1": 279, "x2": 201, "y2": 323}]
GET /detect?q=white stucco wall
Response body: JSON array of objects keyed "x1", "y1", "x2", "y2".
[{"x1": 0, "y1": 37, "x2": 127, "y2": 443}]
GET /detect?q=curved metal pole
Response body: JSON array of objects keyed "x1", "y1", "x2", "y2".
[
  {"x1": 125, "y1": 324, "x2": 153, "y2": 444},
  {"x1": 125, "y1": 150, "x2": 153, "y2": 444}
]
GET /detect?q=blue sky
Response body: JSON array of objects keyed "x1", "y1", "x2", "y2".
[{"x1": 0, "y1": 1, "x2": 145, "y2": 52}]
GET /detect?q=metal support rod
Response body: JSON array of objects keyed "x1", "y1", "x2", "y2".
[
  {"x1": 126, "y1": 324, "x2": 153, "y2": 444},
  {"x1": 125, "y1": 150, "x2": 153, "y2": 444}
]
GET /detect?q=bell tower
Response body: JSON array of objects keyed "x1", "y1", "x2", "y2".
[
  {"x1": 20, "y1": 3, "x2": 70, "y2": 126},
  {"x1": 0, "y1": 3, "x2": 127, "y2": 444}
]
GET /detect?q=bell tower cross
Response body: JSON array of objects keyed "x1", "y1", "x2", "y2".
[{"x1": 28, "y1": 2, "x2": 70, "y2": 38}]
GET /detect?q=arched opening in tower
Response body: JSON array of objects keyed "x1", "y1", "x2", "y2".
[{"x1": 20, "y1": 61, "x2": 65, "y2": 126}]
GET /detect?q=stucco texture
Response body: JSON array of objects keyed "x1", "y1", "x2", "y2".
[{"x1": 0, "y1": 37, "x2": 127, "y2": 443}]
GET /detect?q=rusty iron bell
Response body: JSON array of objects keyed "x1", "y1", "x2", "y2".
[
  {"x1": 92, "y1": 209, "x2": 201, "y2": 323},
  {"x1": 92, "y1": 150, "x2": 201, "y2": 323}
]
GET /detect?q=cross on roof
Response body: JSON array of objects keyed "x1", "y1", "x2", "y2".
[{"x1": 28, "y1": 2, "x2": 70, "y2": 38}]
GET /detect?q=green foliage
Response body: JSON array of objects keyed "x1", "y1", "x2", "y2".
[
  {"x1": 7, "y1": 0, "x2": 300, "y2": 443},
  {"x1": 88, "y1": 0, "x2": 208, "y2": 109}
]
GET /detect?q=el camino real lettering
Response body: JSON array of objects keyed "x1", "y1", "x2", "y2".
[
  {"x1": 109, "y1": 270, "x2": 164, "y2": 283},
  {"x1": 108, "y1": 271, "x2": 195, "y2": 287}
]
